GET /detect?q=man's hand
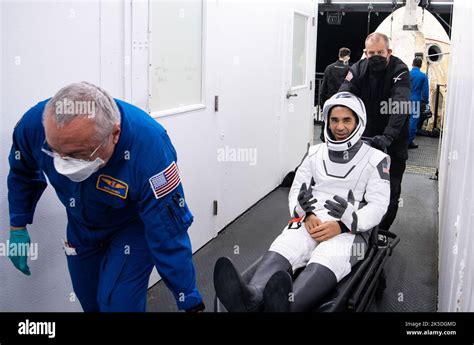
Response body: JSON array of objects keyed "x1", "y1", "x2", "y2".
[
  {"x1": 304, "y1": 214, "x2": 323, "y2": 234},
  {"x1": 324, "y1": 190, "x2": 358, "y2": 233},
  {"x1": 8, "y1": 227, "x2": 31, "y2": 275},
  {"x1": 372, "y1": 135, "x2": 393, "y2": 152},
  {"x1": 309, "y1": 221, "x2": 341, "y2": 242},
  {"x1": 297, "y1": 179, "x2": 317, "y2": 215}
]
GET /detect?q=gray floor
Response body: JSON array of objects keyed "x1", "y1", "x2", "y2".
[{"x1": 147, "y1": 129, "x2": 440, "y2": 312}]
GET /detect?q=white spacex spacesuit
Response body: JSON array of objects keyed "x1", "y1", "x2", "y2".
[{"x1": 269, "y1": 92, "x2": 391, "y2": 282}]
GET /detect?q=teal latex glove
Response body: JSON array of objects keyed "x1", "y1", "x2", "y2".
[{"x1": 8, "y1": 228, "x2": 31, "y2": 275}]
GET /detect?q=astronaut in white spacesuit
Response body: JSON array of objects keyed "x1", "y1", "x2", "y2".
[{"x1": 214, "y1": 92, "x2": 391, "y2": 312}]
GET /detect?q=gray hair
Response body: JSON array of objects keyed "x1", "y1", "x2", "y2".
[
  {"x1": 43, "y1": 81, "x2": 121, "y2": 141},
  {"x1": 365, "y1": 32, "x2": 390, "y2": 49}
]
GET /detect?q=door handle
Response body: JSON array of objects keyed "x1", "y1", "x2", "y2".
[{"x1": 286, "y1": 91, "x2": 298, "y2": 99}]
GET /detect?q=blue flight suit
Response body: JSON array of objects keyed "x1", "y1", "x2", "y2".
[
  {"x1": 8, "y1": 99, "x2": 202, "y2": 311},
  {"x1": 409, "y1": 67, "x2": 429, "y2": 144}
]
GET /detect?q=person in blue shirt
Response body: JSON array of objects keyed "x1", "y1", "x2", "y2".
[
  {"x1": 7, "y1": 81, "x2": 204, "y2": 312},
  {"x1": 409, "y1": 58, "x2": 430, "y2": 149}
]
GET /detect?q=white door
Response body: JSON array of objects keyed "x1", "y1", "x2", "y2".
[
  {"x1": 214, "y1": 1, "x2": 317, "y2": 230},
  {"x1": 280, "y1": 8, "x2": 316, "y2": 175},
  {"x1": 214, "y1": 1, "x2": 283, "y2": 229}
]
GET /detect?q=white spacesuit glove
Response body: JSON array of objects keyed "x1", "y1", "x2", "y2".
[{"x1": 324, "y1": 190, "x2": 358, "y2": 233}]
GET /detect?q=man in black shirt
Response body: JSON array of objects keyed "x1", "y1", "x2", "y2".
[
  {"x1": 319, "y1": 47, "x2": 351, "y2": 141},
  {"x1": 339, "y1": 32, "x2": 410, "y2": 232},
  {"x1": 321, "y1": 47, "x2": 351, "y2": 105}
]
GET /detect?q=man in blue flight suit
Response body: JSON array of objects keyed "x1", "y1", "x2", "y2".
[
  {"x1": 7, "y1": 81, "x2": 204, "y2": 312},
  {"x1": 408, "y1": 57, "x2": 430, "y2": 149}
]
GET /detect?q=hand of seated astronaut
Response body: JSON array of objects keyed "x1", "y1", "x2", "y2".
[
  {"x1": 310, "y1": 221, "x2": 342, "y2": 242},
  {"x1": 324, "y1": 190, "x2": 358, "y2": 233},
  {"x1": 304, "y1": 214, "x2": 323, "y2": 234},
  {"x1": 297, "y1": 180, "x2": 317, "y2": 215}
]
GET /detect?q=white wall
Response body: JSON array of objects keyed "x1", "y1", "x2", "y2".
[
  {"x1": 437, "y1": 0, "x2": 474, "y2": 312},
  {"x1": 0, "y1": 0, "x2": 316, "y2": 311},
  {"x1": 0, "y1": 0, "x2": 104, "y2": 312}
]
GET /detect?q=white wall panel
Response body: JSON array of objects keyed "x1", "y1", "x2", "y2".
[
  {"x1": 99, "y1": 0, "x2": 125, "y2": 98},
  {"x1": 437, "y1": 0, "x2": 474, "y2": 312},
  {"x1": 0, "y1": 0, "x2": 102, "y2": 311}
]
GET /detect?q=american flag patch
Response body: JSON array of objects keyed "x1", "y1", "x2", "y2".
[
  {"x1": 377, "y1": 158, "x2": 390, "y2": 181},
  {"x1": 149, "y1": 161, "x2": 181, "y2": 199}
]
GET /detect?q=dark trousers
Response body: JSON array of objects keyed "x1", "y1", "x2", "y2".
[{"x1": 379, "y1": 156, "x2": 406, "y2": 231}]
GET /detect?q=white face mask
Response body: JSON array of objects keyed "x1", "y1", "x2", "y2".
[
  {"x1": 41, "y1": 139, "x2": 106, "y2": 182},
  {"x1": 53, "y1": 156, "x2": 105, "y2": 182}
]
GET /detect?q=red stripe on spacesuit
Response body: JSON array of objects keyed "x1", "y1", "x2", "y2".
[{"x1": 288, "y1": 217, "x2": 303, "y2": 224}]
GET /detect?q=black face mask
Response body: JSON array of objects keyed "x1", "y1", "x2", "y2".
[{"x1": 368, "y1": 55, "x2": 387, "y2": 73}]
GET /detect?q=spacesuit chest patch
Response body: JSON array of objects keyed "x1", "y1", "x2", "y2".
[{"x1": 96, "y1": 175, "x2": 129, "y2": 199}]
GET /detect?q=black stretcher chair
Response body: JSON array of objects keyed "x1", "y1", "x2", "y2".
[
  {"x1": 214, "y1": 226, "x2": 399, "y2": 312},
  {"x1": 213, "y1": 137, "x2": 400, "y2": 312}
]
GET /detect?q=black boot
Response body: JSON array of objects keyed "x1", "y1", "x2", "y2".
[
  {"x1": 264, "y1": 263, "x2": 337, "y2": 312},
  {"x1": 213, "y1": 251, "x2": 292, "y2": 312},
  {"x1": 263, "y1": 271, "x2": 293, "y2": 312}
]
